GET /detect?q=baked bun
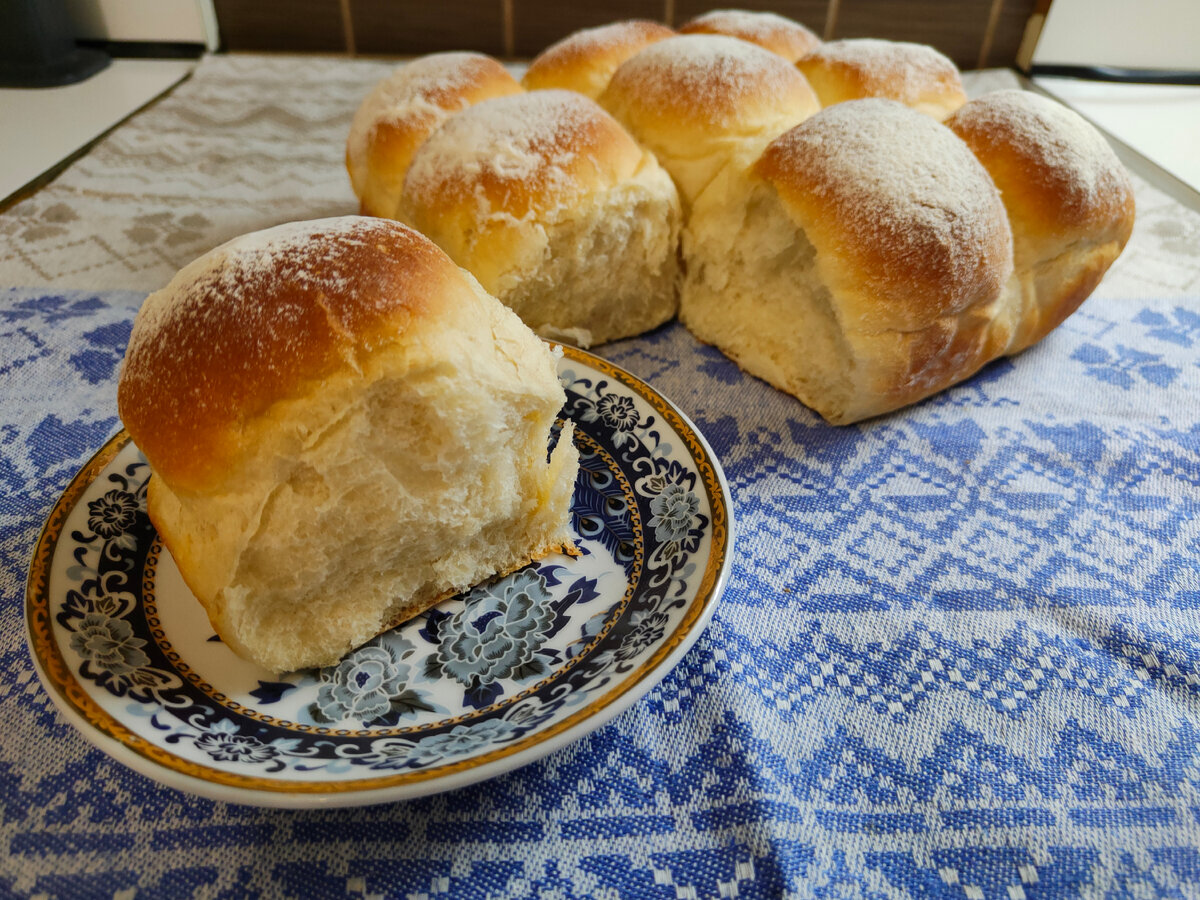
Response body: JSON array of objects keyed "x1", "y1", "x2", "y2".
[
  {"x1": 600, "y1": 34, "x2": 821, "y2": 206},
  {"x1": 946, "y1": 89, "x2": 1135, "y2": 353},
  {"x1": 679, "y1": 9, "x2": 821, "y2": 62},
  {"x1": 118, "y1": 217, "x2": 579, "y2": 673},
  {"x1": 681, "y1": 99, "x2": 1014, "y2": 424},
  {"x1": 795, "y1": 38, "x2": 967, "y2": 120},
  {"x1": 521, "y1": 19, "x2": 675, "y2": 100},
  {"x1": 346, "y1": 53, "x2": 522, "y2": 220},
  {"x1": 400, "y1": 90, "x2": 681, "y2": 348}
]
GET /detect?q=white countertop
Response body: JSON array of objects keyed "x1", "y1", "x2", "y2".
[{"x1": 0, "y1": 57, "x2": 194, "y2": 205}]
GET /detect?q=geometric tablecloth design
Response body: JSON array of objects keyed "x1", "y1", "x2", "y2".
[
  {"x1": 3, "y1": 280, "x2": 1199, "y2": 897},
  {"x1": 2, "y1": 52, "x2": 1200, "y2": 900}
]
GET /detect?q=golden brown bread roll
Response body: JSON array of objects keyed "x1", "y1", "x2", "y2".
[
  {"x1": 946, "y1": 89, "x2": 1135, "y2": 353},
  {"x1": 599, "y1": 34, "x2": 821, "y2": 207},
  {"x1": 400, "y1": 89, "x2": 681, "y2": 348},
  {"x1": 521, "y1": 19, "x2": 675, "y2": 99},
  {"x1": 681, "y1": 99, "x2": 1015, "y2": 424},
  {"x1": 118, "y1": 216, "x2": 578, "y2": 672},
  {"x1": 346, "y1": 52, "x2": 522, "y2": 220},
  {"x1": 679, "y1": 8, "x2": 821, "y2": 62},
  {"x1": 795, "y1": 38, "x2": 967, "y2": 120}
]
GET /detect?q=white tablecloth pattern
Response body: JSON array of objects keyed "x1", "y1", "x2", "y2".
[{"x1": 2, "y1": 54, "x2": 1200, "y2": 898}]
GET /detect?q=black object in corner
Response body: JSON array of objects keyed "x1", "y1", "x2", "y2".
[{"x1": 0, "y1": 0, "x2": 109, "y2": 88}]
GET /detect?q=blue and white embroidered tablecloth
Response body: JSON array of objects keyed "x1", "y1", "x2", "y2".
[{"x1": 2, "y1": 54, "x2": 1200, "y2": 899}]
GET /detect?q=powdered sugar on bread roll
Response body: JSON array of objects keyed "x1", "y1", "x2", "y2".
[
  {"x1": 119, "y1": 217, "x2": 579, "y2": 672},
  {"x1": 600, "y1": 34, "x2": 821, "y2": 206},
  {"x1": 402, "y1": 90, "x2": 681, "y2": 347},
  {"x1": 679, "y1": 9, "x2": 820, "y2": 62},
  {"x1": 682, "y1": 99, "x2": 1013, "y2": 424},
  {"x1": 946, "y1": 89, "x2": 1135, "y2": 353},
  {"x1": 346, "y1": 53, "x2": 522, "y2": 220},
  {"x1": 796, "y1": 38, "x2": 967, "y2": 120},
  {"x1": 521, "y1": 20, "x2": 675, "y2": 100}
]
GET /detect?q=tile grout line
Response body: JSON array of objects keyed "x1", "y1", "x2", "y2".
[
  {"x1": 340, "y1": 0, "x2": 356, "y2": 55},
  {"x1": 977, "y1": 0, "x2": 1005, "y2": 69},
  {"x1": 503, "y1": 0, "x2": 515, "y2": 58},
  {"x1": 824, "y1": 0, "x2": 840, "y2": 41}
]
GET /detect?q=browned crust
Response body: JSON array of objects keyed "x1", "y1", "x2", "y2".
[
  {"x1": 755, "y1": 100, "x2": 1012, "y2": 333},
  {"x1": 347, "y1": 53, "x2": 522, "y2": 217},
  {"x1": 403, "y1": 90, "x2": 645, "y2": 224},
  {"x1": 521, "y1": 20, "x2": 676, "y2": 98},
  {"x1": 946, "y1": 90, "x2": 1135, "y2": 253},
  {"x1": 118, "y1": 218, "x2": 475, "y2": 493},
  {"x1": 600, "y1": 34, "x2": 820, "y2": 140},
  {"x1": 946, "y1": 90, "x2": 1135, "y2": 353},
  {"x1": 795, "y1": 39, "x2": 966, "y2": 117},
  {"x1": 679, "y1": 9, "x2": 820, "y2": 62}
]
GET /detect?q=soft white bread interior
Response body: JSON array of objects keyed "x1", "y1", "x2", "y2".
[
  {"x1": 678, "y1": 9, "x2": 821, "y2": 62},
  {"x1": 599, "y1": 34, "x2": 821, "y2": 207},
  {"x1": 795, "y1": 38, "x2": 967, "y2": 120},
  {"x1": 346, "y1": 53, "x2": 522, "y2": 220},
  {"x1": 681, "y1": 99, "x2": 1014, "y2": 424},
  {"x1": 946, "y1": 89, "x2": 1135, "y2": 353},
  {"x1": 400, "y1": 89, "x2": 682, "y2": 348},
  {"x1": 521, "y1": 19, "x2": 676, "y2": 100},
  {"x1": 117, "y1": 217, "x2": 579, "y2": 673}
]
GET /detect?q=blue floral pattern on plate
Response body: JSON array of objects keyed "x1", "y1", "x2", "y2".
[{"x1": 26, "y1": 346, "x2": 732, "y2": 807}]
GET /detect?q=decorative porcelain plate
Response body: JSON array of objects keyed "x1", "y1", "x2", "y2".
[{"x1": 25, "y1": 346, "x2": 732, "y2": 808}]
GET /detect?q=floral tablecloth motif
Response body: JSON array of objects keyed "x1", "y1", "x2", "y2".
[{"x1": 3, "y1": 53, "x2": 1200, "y2": 899}]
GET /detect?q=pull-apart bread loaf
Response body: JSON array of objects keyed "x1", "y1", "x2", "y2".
[
  {"x1": 117, "y1": 217, "x2": 579, "y2": 673},
  {"x1": 400, "y1": 90, "x2": 681, "y2": 348},
  {"x1": 682, "y1": 95, "x2": 1135, "y2": 423},
  {"x1": 599, "y1": 34, "x2": 821, "y2": 208},
  {"x1": 682, "y1": 100, "x2": 1014, "y2": 424},
  {"x1": 346, "y1": 12, "x2": 1134, "y2": 420},
  {"x1": 678, "y1": 8, "x2": 821, "y2": 62},
  {"x1": 520, "y1": 19, "x2": 676, "y2": 99},
  {"x1": 346, "y1": 52, "x2": 522, "y2": 220}
]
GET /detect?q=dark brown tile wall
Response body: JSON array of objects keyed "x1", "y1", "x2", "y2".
[
  {"x1": 672, "y1": 1, "x2": 830, "y2": 39},
  {"x1": 512, "y1": 0, "x2": 667, "y2": 57},
  {"x1": 985, "y1": 0, "x2": 1037, "y2": 68},
  {"x1": 832, "y1": 0, "x2": 994, "y2": 69},
  {"x1": 213, "y1": 0, "x2": 347, "y2": 53},
  {"x1": 212, "y1": 0, "x2": 1043, "y2": 69},
  {"x1": 351, "y1": 0, "x2": 506, "y2": 57}
]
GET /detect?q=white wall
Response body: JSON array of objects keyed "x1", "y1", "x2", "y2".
[
  {"x1": 66, "y1": 0, "x2": 219, "y2": 50},
  {"x1": 1033, "y1": 0, "x2": 1200, "y2": 69}
]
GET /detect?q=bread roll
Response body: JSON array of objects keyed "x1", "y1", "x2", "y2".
[
  {"x1": 346, "y1": 53, "x2": 522, "y2": 220},
  {"x1": 521, "y1": 20, "x2": 675, "y2": 100},
  {"x1": 795, "y1": 38, "x2": 967, "y2": 120},
  {"x1": 401, "y1": 90, "x2": 681, "y2": 348},
  {"x1": 681, "y1": 99, "x2": 1014, "y2": 424},
  {"x1": 118, "y1": 217, "x2": 579, "y2": 673},
  {"x1": 946, "y1": 89, "x2": 1135, "y2": 353},
  {"x1": 599, "y1": 34, "x2": 821, "y2": 207},
  {"x1": 679, "y1": 9, "x2": 820, "y2": 62}
]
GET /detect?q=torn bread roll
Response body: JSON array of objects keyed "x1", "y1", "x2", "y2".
[
  {"x1": 400, "y1": 89, "x2": 681, "y2": 348},
  {"x1": 679, "y1": 9, "x2": 821, "y2": 62},
  {"x1": 521, "y1": 19, "x2": 675, "y2": 99},
  {"x1": 118, "y1": 217, "x2": 578, "y2": 673},
  {"x1": 795, "y1": 38, "x2": 967, "y2": 120},
  {"x1": 681, "y1": 99, "x2": 1014, "y2": 424},
  {"x1": 599, "y1": 34, "x2": 821, "y2": 207},
  {"x1": 946, "y1": 89, "x2": 1135, "y2": 353},
  {"x1": 346, "y1": 52, "x2": 522, "y2": 220}
]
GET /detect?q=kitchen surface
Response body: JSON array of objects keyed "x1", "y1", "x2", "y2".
[{"x1": 2, "y1": 2, "x2": 1200, "y2": 898}]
